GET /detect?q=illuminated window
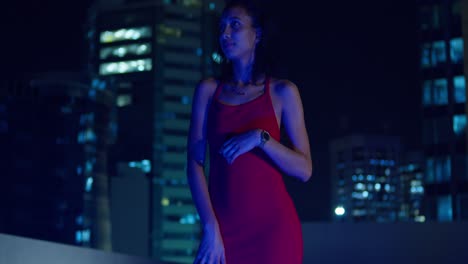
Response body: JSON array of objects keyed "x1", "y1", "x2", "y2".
[
  {"x1": 85, "y1": 177, "x2": 93, "y2": 192},
  {"x1": 437, "y1": 195, "x2": 452, "y2": 222},
  {"x1": 426, "y1": 157, "x2": 435, "y2": 183},
  {"x1": 421, "y1": 43, "x2": 431, "y2": 68},
  {"x1": 352, "y1": 209, "x2": 367, "y2": 216},
  {"x1": 410, "y1": 180, "x2": 424, "y2": 194},
  {"x1": 431, "y1": 41, "x2": 446, "y2": 66},
  {"x1": 374, "y1": 183, "x2": 381, "y2": 191},
  {"x1": 79, "y1": 113, "x2": 94, "y2": 125},
  {"x1": 180, "y1": 213, "x2": 198, "y2": 224},
  {"x1": 91, "y1": 78, "x2": 107, "y2": 90},
  {"x1": 128, "y1": 159, "x2": 151, "y2": 173},
  {"x1": 161, "y1": 197, "x2": 170, "y2": 206},
  {"x1": 354, "y1": 183, "x2": 365, "y2": 191},
  {"x1": 77, "y1": 128, "x2": 96, "y2": 143},
  {"x1": 85, "y1": 160, "x2": 93, "y2": 173},
  {"x1": 100, "y1": 43, "x2": 151, "y2": 60},
  {"x1": 435, "y1": 156, "x2": 451, "y2": 182},
  {"x1": 182, "y1": 0, "x2": 202, "y2": 7},
  {"x1": 454, "y1": 76, "x2": 466, "y2": 103},
  {"x1": 181, "y1": 96, "x2": 190, "y2": 105},
  {"x1": 450, "y1": 38, "x2": 463, "y2": 64},
  {"x1": 159, "y1": 24, "x2": 182, "y2": 37},
  {"x1": 100, "y1": 27, "x2": 151, "y2": 43},
  {"x1": 433, "y1": 78, "x2": 448, "y2": 105},
  {"x1": 423, "y1": 84, "x2": 436, "y2": 106},
  {"x1": 76, "y1": 215, "x2": 84, "y2": 225},
  {"x1": 351, "y1": 191, "x2": 368, "y2": 200},
  {"x1": 453, "y1": 114, "x2": 467, "y2": 136},
  {"x1": 75, "y1": 230, "x2": 82, "y2": 243},
  {"x1": 117, "y1": 95, "x2": 132, "y2": 107},
  {"x1": 100, "y1": 59, "x2": 152, "y2": 75}
]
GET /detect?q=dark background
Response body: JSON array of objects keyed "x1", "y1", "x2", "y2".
[{"x1": 4, "y1": 0, "x2": 420, "y2": 221}]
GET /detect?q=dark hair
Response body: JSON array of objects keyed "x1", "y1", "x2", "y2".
[{"x1": 219, "y1": 0, "x2": 277, "y2": 83}]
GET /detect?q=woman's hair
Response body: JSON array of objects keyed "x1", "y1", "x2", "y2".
[{"x1": 219, "y1": 0, "x2": 278, "y2": 83}]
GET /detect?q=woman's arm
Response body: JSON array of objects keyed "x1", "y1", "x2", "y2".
[
  {"x1": 186, "y1": 78, "x2": 218, "y2": 228},
  {"x1": 188, "y1": 79, "x2": 226, "y2": 264},
  {"x1": 219, "y1": 80, "x2": 312, "y2": 182},
  {"x1": 258, "y1": 80, "x2": 312, "y2": 182}
]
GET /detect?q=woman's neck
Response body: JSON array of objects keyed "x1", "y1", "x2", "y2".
[{"x1": 231, "y1": 54, "x2": 256, "y2": 85}]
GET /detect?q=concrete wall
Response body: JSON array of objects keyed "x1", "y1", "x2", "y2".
[
  {"x1": 302, "y1": 222, "x2": 468, "y2": 264},
  {"x1": 0, "y1": 233, "x2": 171, "y2": 264},
  {"x1": 3, "y1": 222, "x2": 468, "y2": 264}
]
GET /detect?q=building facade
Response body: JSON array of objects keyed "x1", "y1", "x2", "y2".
[
  {"x1": 398, "y1": 151, "x2": 425, "y2": 222},
  {"x1": 86, "y1": 0, "x2": 223, "y2": 262},
  {"x1": 0, "y1": 72, "x2": 115, "y2": 250},
  {"x1": 417, "y1": 0, "x2": 468, "y2": 221},
  {"x1": 329, "y1": 135, "x2": 402, "y2": 222}
]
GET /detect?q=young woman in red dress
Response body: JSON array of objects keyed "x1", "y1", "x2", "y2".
[{"x1": 187, "y1": 1, "x2": 313, "y2": 263}]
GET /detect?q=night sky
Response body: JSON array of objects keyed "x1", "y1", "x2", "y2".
[{"x1": 5, "y1": 0, "x2": 420, "y2": 221}]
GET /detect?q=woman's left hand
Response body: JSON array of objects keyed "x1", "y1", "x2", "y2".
[{"x1": 219, "y1": 129, "x2": 261, "y2": 164}]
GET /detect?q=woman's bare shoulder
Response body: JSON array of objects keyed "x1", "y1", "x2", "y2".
[
  {"x1": 269, "y1": 78, "x2": 300, "y2": 98},
  {"x1": 196, "y1": 77, "x2": 219, "y2": 95}
]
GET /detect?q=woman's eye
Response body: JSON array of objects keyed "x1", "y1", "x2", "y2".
[{"x1": 231, "y1": 21, "x2": 240, "y2": 29}]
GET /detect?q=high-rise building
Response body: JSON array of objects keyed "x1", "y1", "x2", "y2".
[
  {"x1": 329, "y1": 135, "x2": 401, "y2": 222},
  {"x1": 86, "y1": 1, "x2": 223, "y2": 263},
  {"x1": 0, "y1": 72, "x2": 115, "y2": 250},
  {"x1": 417, "y1": 0, "x2": 468, "y2": 221},
  {"x1": 110, "y1": 162, "x2": 150, "y2": 257},
  {"x1": 398, "y1": 151, "x2": 425, "y2": 222}
]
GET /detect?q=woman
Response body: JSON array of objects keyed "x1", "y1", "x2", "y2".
[{"x1": 187, "y1": 0, "x2": 312, "y2": 263}]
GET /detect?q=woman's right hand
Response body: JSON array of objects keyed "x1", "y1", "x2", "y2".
[{"x1": 194, "y1": 223, "x2": 226, "y2": 264}]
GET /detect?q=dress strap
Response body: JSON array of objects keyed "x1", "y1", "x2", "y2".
[
  {"x1": 213, "y1": 81, "x2": 224, "y2": 100},
  {"x1": 265, "y1": 76, "x2": 271, "y2": 95}
]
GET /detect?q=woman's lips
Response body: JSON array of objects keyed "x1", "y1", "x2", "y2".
[{"x1": 222, "y1": 42, "x2": 235, "y2": 49}]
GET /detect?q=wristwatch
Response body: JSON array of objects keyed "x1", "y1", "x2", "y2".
[{"x1": 259, "y1": 129, "x2": 270, "y2": 148}]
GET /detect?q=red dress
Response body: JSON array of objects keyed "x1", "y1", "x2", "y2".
[{"x1": 207, "y1": 77, "x2": 303, "y2": 263}]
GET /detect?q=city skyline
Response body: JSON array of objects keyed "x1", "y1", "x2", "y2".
[
  {"x1": 4, "y1": 0, "x2": 420, "y2": 221},
  {"x1": 3, "y1": 1, "x2": 468, "y2": 264}
]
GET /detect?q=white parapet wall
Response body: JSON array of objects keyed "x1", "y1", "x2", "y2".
[
  {"x1": 302, "y1": 222, "x2": 468, "y2": 264},
  {"x1": 0, "y1": 233, "x2": 173, "y2": 264},
  {"x1": 3, "y1": 223, "x2": 468, "y2": 264}
]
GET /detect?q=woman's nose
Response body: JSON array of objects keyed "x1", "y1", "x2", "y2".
[{"x1": 222, "y1": 26, "x2": 231, "y2": 39}]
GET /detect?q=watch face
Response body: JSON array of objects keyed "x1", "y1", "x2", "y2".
[{"x1": 262, "y1": 130, "x2": 270, "y2": 140}]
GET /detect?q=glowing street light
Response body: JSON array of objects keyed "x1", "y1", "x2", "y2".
[{"x1": 335, "y1": 206, "x2": 345, "y2": 216}]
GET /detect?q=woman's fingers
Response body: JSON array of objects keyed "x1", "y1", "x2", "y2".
[
  {"x1": 225, "y1": 144, "x2": 239, "y2": 160},
  {"x1": 221, "y1": 253, "x2": 226, "y2": 264},
  {"x1": 220, "y1": 141, "x2": 239, "y2": 161},
  {"x1": 221, "y1": 137, "x2": 234, "y2": 149},
  {"x1": 220, "y1": 139, "x2": 236, "y2": 154}
]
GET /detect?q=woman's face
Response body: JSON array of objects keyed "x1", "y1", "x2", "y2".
[{"x1": 219, "y1": 6, "x2": 259, "y2": 61}]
